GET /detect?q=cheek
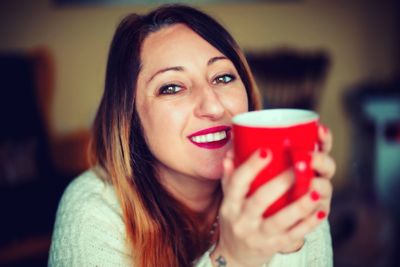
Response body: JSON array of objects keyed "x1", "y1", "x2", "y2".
[
  {"x1": 221, "y1": 87, "x2": 249, "y2": 115},
  {"x1": 140, "y1": 109, "x2": 170, "y2": 142},
  {"x1": 136, "y1": 100, "x2": 159, "y2": 146},
  {"x1": 137, "y1": 101, "x2": 188, "y2": 150}
]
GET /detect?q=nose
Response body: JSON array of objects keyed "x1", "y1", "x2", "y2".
[{"x1": 193, "y1": 86, "x2": 225, "y2": 121}]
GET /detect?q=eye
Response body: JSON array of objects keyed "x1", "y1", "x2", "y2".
[
  {"x1": 213, "y1": 74, "x2": 236, "y2": 85},
  {"x1": 158, "y1": 84, "x2": 183, "y2": 95}
]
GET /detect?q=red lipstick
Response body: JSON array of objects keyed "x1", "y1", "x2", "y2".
[{"x1": 188, "y1": 125, "x2": 231, "y2": 149}]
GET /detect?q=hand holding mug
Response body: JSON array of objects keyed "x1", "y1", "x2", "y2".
[
  {"x1": 210, "y1": 110, "x2": 335, "y2": 267},
  {"x1": 278, "y1": 124, "x2": 335, "y2": 253},
  {"x1": 232, "y1": 109, "x2": 322, "y2": 216}
]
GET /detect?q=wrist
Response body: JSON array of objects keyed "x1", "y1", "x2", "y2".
[
  {"x1": 210, "y1": 243, "x2": 265, "y2": 267},
  {"x1": 210, "y1": 246, "x2": 243, "y2": 267}
]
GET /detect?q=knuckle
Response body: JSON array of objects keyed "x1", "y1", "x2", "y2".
[{"x1": 232, "y1": 223, "x2": 245, "y2": 238}]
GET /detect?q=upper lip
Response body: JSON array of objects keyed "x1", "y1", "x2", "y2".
[{"x1": 188, "y1": 125, "x2": 231, "y2": 138}]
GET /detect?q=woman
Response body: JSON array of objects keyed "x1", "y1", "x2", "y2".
[{"x1": 49, "y1": 4, "x2": 335, "y2": 267}]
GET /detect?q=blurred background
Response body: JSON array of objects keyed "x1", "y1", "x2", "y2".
[{"x1": 0, "y1": 0, "x2": 399, "y2": 266}]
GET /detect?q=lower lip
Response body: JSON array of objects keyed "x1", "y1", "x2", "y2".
[{"x1": 189, "y1": 131, "x2": 231, "y2": 149}]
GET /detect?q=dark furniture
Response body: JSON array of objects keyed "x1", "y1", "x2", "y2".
[
  {"x1": 246, "y1": 49, "x2": 330, "y2": 110},
  {"x1": 0, "y1": 49, "x2": 88, "y2": 267}
]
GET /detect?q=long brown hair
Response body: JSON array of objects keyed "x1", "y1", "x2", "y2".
[{"x1": 90, "y1": 4, "x2": 261, "y2": 267}]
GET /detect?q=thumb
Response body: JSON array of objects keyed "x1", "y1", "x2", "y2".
[{"x1": 221, "y1": 155, "x2": 235, "y2": 193}]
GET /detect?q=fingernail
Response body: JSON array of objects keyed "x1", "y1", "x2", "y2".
[
  {"x1": 320, "y1": 125, "x2": 329, "y2": 134},
  {"x1": 259, "y1": 148, "x2": 269, "y2": 159},
  {"x1": 317, "y1": 211, "x2": 326, "y2": 220},
  {"x1": 310, "y1": 190, "x2": 320, "y2": 201}
]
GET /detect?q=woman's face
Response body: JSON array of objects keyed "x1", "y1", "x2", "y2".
[{"x1": 136, "y1": 24, "x2": 248, "y2": 181}]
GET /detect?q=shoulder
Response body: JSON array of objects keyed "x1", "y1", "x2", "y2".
[
  {"x1": 49, "y1": 169, "x2": 132, "y2": 266},
  {"x1": 57, "y1": 169, "x2": 118, "y2": 211},
  {"x1": 53, "y1": 169, "x2": 123, "y2": 231}
]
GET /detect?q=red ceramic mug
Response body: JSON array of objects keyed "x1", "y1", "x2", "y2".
[{"x1": 232, "y1": 109, "x2": 320, "y2": 217}]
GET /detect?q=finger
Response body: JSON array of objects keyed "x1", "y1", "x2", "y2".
[
  {"x1": 278, "y1": 239, "x2": 305, "y2": 254},
  {"x1": 260, "y1": 207, "x2": 328, "y2": 252},
  {"x1": 221, "y1": 156, "x2": 235, "y2": 192},
  {"x1": 221, "y1": 148, "x2": 237, "y2": 190},
  {"x1": 225, "y1": 149, "x2": 234, "y2": 160},
  {"x1": 240, "y1": 169, "x2": 294, "y2": 221},
  {"x1": 222, "y1": 149, "x2": 272, "y2": 213},
  {"x1": 285, "y1": 208, "x2": 327, "y2": 242},
  {"x1": 260, "y1": 187, "x2": 320, "y2": 234},
  {"x1": 311, "y1": 152, "x2": 336, "y2": 179},
  {"x1": 312, "y1": 194, "x2": 332, "y2": 216},
  {"x1": 319, "y1": 125, "x2": 333, "y2": 153},
  {"x1": 310, "y1": 178, "x2": 333, "y2": 200},
  {"x1": 252, "y1": 231, "x2": 301, "y2": 255}
]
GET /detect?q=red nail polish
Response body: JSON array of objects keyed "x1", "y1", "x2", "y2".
[
  {"x1": 317, "y1": 211, "x2": 326, "y2": 220},
  {"x1": 259, "y1": 148, "x2": 268, "y2": 158},
  {"x1": 310, "y1": 190, "x2": 320, "y2": 201},
  {"x1": 321, "y1": 125, "x2": 329, "y2": 134}
]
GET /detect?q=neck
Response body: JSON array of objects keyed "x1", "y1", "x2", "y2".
[{"x1": 156, "y1": 164, "x2": 221, "y2": 216}]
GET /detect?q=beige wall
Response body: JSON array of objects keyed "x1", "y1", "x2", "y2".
[{"x1": 1, "y1": 0, "x2": 398, "y2": 187}]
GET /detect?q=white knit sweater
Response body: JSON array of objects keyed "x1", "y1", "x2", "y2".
[{"x1": 48, "y1": 170, "x2": 333, "y2": 267}]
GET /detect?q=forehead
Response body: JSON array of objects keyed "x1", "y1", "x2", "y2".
[{"x1": 140, "y1": 23, "x2": 224, "y2": 67}]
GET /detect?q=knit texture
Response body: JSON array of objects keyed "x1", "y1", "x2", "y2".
[{"x1": 49, "y1": 170, "x2": 333, "y2": 267}]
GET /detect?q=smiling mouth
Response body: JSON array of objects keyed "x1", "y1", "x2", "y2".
[
  {"x1": 190, "y1": 131, "x2": 227, "y2": 143},
  {"x1": 188, "y1": 126, "x2": 231, "y2": 149}
]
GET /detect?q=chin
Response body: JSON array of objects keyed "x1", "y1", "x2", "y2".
[
  {"x1": 201, "y1": 167, "x2": 224, "y2": 181},
  {"x1": 192, "y1": 152, "x2": 227, "y2": 180}
]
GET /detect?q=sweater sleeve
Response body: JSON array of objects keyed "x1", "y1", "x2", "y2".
[
  {"x1": 194, "y1": 220, "x2": 333, "y2": 267},
  {"x1": 48, "y1": 171, "x2": 133, "y2": 267}
]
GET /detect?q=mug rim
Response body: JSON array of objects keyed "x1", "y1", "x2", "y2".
[{"x1": 232, "y1": 109, "x2": 319, "y2": 128}]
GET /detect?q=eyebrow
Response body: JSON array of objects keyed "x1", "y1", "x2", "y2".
[
  {"x1": 207, "y1": 56, "x2": 229, "y2": 66},
  {"x1": 146, "y1": 56, "x2": 229, "y2": 84}
]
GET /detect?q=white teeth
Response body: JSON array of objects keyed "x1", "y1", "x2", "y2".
[
  {"x1": 213, "y1": 132, "x2": 219, "y2": 140},
  {"x1": 205, "y1": 133, "x2": 213, "y2": 142},
  {"x1": 191, "y1": 131, "x2": 227, "y2": 143}
]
